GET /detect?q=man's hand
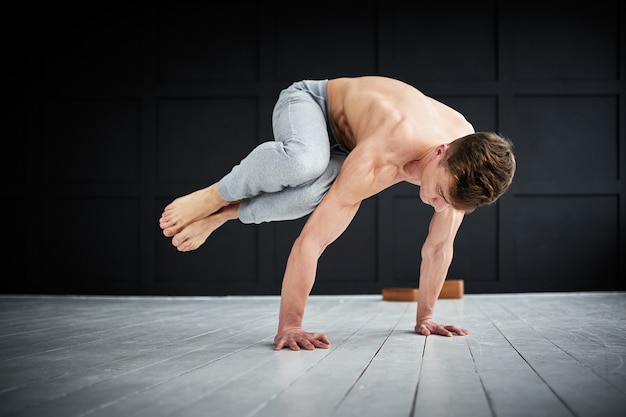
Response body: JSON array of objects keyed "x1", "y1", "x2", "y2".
[
  {"x1": 274, "y1": 327, "x2": 331, "y2": 351},
  {"x1": 415, "y1": 318, "x2": 469, "y2": 337}
]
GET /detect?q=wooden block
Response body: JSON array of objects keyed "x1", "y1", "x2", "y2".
[
  {"x1": 381, "y1": 287, "x2": 419, "y2": 302},
  {"x1": 382, "y1": 279, "x2": 464, "y2": 301},
  {"x1": 439, "y1": 279, "x2": 464, "y2": 299}
]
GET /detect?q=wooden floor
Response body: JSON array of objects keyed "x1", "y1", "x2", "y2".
[{"x1": 0, "y1": 292, "x2": 624, "y2": 417}]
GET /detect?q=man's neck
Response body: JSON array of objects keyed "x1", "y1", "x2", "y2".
[{"x1": 401, "y1": 146, "x2": 440, "y2": 184}]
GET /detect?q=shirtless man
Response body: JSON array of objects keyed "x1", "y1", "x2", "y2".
[{"x1": 159, "y1": 76, "x2": 516, "y2": 351}]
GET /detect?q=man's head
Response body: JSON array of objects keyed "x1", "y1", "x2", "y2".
[{"x1": 443, "y1": 132, "x2": 516, "y2": 213}]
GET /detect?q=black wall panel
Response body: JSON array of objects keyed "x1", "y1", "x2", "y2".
[
  {"x1": 1, "y1": 0, "x2": 623, "y2": 295},
  {"x1": 513, "y1": 195, "x2": 619, "y2": 290}
]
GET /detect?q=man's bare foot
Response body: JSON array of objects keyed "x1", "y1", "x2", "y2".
[
  {"x1": 160, "y1": 183, "x2": 229, "y2": 237},
  {"x1": 171, "y1": 204, "x2": 239, "y2": 252}
]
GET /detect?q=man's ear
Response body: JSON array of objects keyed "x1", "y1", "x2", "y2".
[{"x1": 435, "y1": 143, "x2": 450, "y2": 157}]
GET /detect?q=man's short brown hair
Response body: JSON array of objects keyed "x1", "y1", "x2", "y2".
[{"x1": 443, "y1": 132, "x2": 516, "y2": 213}]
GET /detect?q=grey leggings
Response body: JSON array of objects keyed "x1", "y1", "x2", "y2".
[{"x1": 218, "y1": 80, "x2": 350, "y2": 224}]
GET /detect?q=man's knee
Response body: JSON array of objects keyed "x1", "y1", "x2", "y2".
[
  {"x1": 297, "y1": 157, "x2": 343, "y2": 207},
  {"x1": 292, "y1": 184, "x2": 323, "y2": 211},
  {"x1": 284, "y1": 152, "x2": 330, "y2": 186}
]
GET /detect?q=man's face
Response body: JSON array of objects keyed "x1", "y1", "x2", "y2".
[{"x1": 419, "y1": 162, "x2": 453, "y2": 212}]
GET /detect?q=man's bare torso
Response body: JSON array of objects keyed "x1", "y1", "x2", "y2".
[
  {"x1": 327, "y1": 76, "x2": 473, "y2": 156},
  {"x1": 325, "y1": 76, "x2": 474, "y2": 195}
]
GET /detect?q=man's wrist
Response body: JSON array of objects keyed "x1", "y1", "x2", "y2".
[
  {"x1": 277, "y1": 324, "x2": 302, "y2": 334},
  {"x1": 278, "y1": 309, "x2": 304, "y2": 332},
  {"x1": 416, "y1": 310, "x2": 434, "y2": 323}
]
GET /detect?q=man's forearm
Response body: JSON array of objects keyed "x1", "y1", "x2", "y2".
[
  {"x1": 416, "y1": 246, "x2": 453, "y2": 322},
  {"x1": 277, "y1": 238, "x2": 319, "y2": 332}
]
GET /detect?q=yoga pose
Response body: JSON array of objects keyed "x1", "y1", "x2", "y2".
[{"x1": 159, "y1": 76, "x2": 516, "y2": 350}]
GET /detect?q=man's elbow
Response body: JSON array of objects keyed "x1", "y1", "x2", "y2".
[{"x1": 293, "y1": 233, "x2": 328, "y2": 259}]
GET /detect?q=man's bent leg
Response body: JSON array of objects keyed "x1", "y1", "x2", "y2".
[
  {"x1": 160, "y1": 80, "x2": 334, "y2": 238},
  {"x1": 218, "y1": 81, "x2": 332, "y2": 202},
  {"x1": 238, "y1": 153, "x2": 345, "y2": 224}
]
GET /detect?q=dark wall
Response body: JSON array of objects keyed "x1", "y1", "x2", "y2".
[{"x1": 2, "y1": 0, "x2": 624, "y2": 295}]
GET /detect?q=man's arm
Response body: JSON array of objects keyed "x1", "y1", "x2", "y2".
[
  {"x1": 415, "y1": 207, "x2": 469, "y2": 337},
  {"x1": 273, "y1": 193, "x2": 361, "y2": 350},
  {"x1": 274, "y1": 149, "x2": 382, "y2": 350}
]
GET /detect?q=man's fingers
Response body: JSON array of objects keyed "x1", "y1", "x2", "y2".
[
  {"x1": 417, "y1": 324, "x2": 431, "y2": 336},
  {"x1": 312, "y1": 336, "x2": 330, "y2": 349},
  {"x1": 274, "y1": 332, "x2": 331, "y2": 351},
  {"x1": 416, "y1": 322, "x2": 469, "y2": 337},
  {"x1": 313, "y1": 333, "x2": 330, "y2": 345},
  {"x1": 301, "y1": 339, "x2": 315, "y2": 350},
  {"x1": 445, "y1": 325, "x2": 469, "y2": 336}
]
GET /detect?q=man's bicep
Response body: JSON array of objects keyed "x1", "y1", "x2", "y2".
[
  {"x1": 300, "y1": 187, "x2": 361, "y2": 250},
  {"x1": 330, "y1": 147, "x2": 384, "y2": 202}
]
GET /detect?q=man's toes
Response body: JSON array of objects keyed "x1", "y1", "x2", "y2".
[{"x1": 172, "y1": 234, "x2": 184, "y2": 247}]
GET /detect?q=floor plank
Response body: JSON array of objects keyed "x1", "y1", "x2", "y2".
[
  {"x1": 0, "y1": 293, "x2": 624, "y2": 417},
  {"x1": 331, "y1": 305, "x2": 423, "y2": 417},
  {"x1": 485, "y1": 296, "x2": 625, "y2": 417},
  {"x1": 242, "y1": 301, "x2": 410, "y2": 417},
  {"x1": 413, "y1": 300, "x2": 492, "y2": 417},
  {"x1": 87, "y1": 298, "x2": 371, "y2": 417},
  {"x1": 461, "y1": 298, "x2": 572, "y2": 417}
]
